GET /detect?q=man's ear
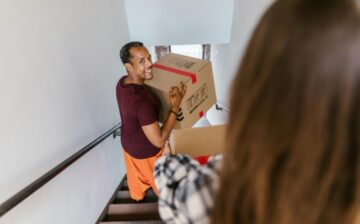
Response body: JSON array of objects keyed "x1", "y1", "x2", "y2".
[{"x1": 124, "y1": 63, "x2": 134, "y2": 72}]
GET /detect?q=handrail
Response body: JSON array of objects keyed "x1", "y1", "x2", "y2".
[
  {"x1": 0, "y1": 123, "x2": 121, "y2": 217},
  {"x1": 215, "y1": 103, "x2": 230, "y2": 113}
]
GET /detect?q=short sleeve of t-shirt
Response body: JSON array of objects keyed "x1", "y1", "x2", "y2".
[{"x1": 137, "y1": 101, "x2": 158, "y2": 126}]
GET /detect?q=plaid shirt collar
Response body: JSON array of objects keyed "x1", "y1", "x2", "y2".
[{"x1": 154, "y1": 154, "x2": 223, "y2": 224}]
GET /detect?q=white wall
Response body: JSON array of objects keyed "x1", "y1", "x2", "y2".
[
  {"x1": 124, "y1": 0, "x2": 235, "y2": 46},
  {"x1": 0, "y1": 0, "x2": 128, "y2": 223},
  {"x1": 207, "y1": 0, "x2": 273, "y2": 124}
]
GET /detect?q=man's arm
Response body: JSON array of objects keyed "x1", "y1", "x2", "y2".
[
  {"x1": 142, "y1": 82, "x2": 186, "y2": 148},
  {"x1": 141, "y1": 111, "x2": 177, "y2": 148}
]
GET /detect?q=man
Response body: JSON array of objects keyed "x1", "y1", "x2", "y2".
[{"x1": 116, "y1": 41, "x2": 186, "y2": 201}]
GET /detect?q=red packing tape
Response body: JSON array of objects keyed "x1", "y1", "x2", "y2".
[
  {"x1": 199, "y1": 111, "x2": 204, "y2": 118},
  {"x1": 193, "y1": 155, "x2": 210, "y2": 165},
  {"x1": 153, "y1": 63, "x2": 197, "y2": 84}
]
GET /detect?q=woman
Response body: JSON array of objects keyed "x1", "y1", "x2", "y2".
[{"x1": 155, "y1": 0, "x2": 360, "y2": 223}]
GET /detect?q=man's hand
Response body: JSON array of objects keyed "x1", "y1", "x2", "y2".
[
  {"x1": 142, "y1": 82, "x2": 187, "y2": 149},
  {"x1": 169, "y1": 82, "x2": 187, "y2": 113}
]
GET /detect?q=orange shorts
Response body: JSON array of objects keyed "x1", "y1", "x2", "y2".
[{"x1": 123, "y1": 148, "x2": 163, "y2": 201}]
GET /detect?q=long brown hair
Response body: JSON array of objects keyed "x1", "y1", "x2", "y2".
[{"x1": 212, "y1": 0, "x2": 360, "y2": 223}]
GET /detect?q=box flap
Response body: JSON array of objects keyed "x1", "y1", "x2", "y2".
[
  {"x1": 160, "y1": 53, "x2": 208, "y2": 74},
  {"x1": 170, "y1": 124, "x2": 227, "y2": 157}
]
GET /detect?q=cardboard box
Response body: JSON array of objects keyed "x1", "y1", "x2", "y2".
[
  {"x1": 169, "y1": 124, "x2": 227, "y2": 157},
  {"x1": 145, "y1": 53, "x2": 216, "y2": 129}
]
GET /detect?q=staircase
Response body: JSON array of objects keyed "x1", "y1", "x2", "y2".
[{"x1": 98, "y1": 176, "x2": 164, "y2": 224}]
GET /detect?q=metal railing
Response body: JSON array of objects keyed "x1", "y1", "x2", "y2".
[
  {"x1": 0, "y1": 123, "x2": 121, "y2": 217},
  {"x1": 215, "y1": 103, "x2": 230, "y2": 113},
  {"x1": 0, "y1": 102, "x2": 228, "y2": 217}
]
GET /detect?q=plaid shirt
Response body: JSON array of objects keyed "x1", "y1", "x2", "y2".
[{"x1": 154, "y1": 154, "x2": 223, "y2": 224}]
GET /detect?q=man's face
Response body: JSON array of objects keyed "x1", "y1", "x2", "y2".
[{"x1": 128, "y1": 46, "x2": 153, "y2": 80}]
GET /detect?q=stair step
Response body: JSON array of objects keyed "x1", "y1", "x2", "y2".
[
  {"x1": 120, "y1": 179, "x2": 129, "y2": 191},
  {"x1": 106, "y1": 202, "x2": 160, "y2": 221},
  {"x1": 99, "y1": 221, "x2": 164, "y2": 224},
  {"x1": 115, "y1": 190, "x2": 158, "y2": 203}
]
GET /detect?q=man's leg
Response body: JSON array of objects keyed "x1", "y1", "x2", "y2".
[{"x1": 123, "y1": 149, "x2": 163, "y2": 200}]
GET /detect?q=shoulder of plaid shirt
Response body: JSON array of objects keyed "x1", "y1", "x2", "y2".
[{"x1": 154, "y1": 153, "x2": 223, "y2": 224}]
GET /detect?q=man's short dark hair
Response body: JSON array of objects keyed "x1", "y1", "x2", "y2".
[{"x1": 120, "y1": 41, "x2": 144, "y2": 64}]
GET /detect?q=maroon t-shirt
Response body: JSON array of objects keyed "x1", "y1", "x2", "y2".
[{"x1": 116, "y1": 76, "x2": 161, "y2": 159}]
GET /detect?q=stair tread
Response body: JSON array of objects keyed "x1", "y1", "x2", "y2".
[
  {"x1": 121, "y1": 179, "x2": 129, "y2": 191},
  {"x1": 100, "y1": 176, "x2": 163, "y2": 222},
  {"x1": 99, "y1": 221, "x2": 164, "y2": 224},
  {"x1": 108, "y1": 202, "x2": 159, "y2": 215},
  {"x1": 115, "y1": 190, "x2": 158, "y2": 203},
  {"x1": 106, "y1": 202, "x2": 160, "y2": 221}
]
